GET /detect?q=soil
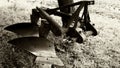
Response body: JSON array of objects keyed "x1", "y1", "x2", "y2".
[{"x1": 0, "y1": 0, "x2": 120, "y2": 68}]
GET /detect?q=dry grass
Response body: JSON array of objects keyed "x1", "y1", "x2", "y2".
[{"x1": 0, "y1": 0, "x2": 120, "y2": 68}]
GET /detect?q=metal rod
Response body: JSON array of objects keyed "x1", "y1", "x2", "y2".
[
  {"x1": 36, "y1": 7, "x2": 63, "y2": 36},
  {"x1": 47, "y1": 11, "x2": 83, "y2": 22},
  {"x1": 82, "y1": 3, "x2": 97, "y2": 36},
  {"x1": 65, "y1": 3, "x2": 85, "y2": 28}
]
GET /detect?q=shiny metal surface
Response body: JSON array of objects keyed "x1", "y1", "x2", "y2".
[
  {"x1": 8, "y1": 37, "x2": 54, "y2": 56},
  {"x1": 8, "y1": 37, "x2": 64, "y2": 66}
]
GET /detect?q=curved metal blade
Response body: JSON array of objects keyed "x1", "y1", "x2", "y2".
[
  {"x1": 8, "y1": 37, "x2": 64, "y2": 66},
  {"x1": 4, "y1": 23, "x2": 39, "y2": 37},
  {"x1": 8, "y1": 37, "x2": 54, "y2": 57}
]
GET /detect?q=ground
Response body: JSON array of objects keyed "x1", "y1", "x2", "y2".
[{"x1": 0, "y1": 0, "x2": 120, "y2": 68}]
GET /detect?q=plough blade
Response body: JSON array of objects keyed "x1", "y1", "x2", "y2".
[
  {"x1": 8, "y1": 37, "x2": 64, "y2": 66},
  {"x1": 8, "y1": 37, "x2": 55, "y2": 56},
  {"x1": 4, "y1": 23, "x2": 39, "y2": 37}
]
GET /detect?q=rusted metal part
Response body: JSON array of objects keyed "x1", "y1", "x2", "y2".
[
  {"x1": 4, "y1": 23, "x2": 39, "y2": 37},
  {"x1": 36, "y1": 7, "x2": 63, "y2": 36}
]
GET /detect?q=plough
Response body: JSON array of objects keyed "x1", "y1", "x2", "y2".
[{"x1": 5, "y1": 0, "x2": 97, "y2": 67}]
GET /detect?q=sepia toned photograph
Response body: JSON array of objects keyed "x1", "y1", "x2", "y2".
[{"x1": 0, "y1": 0, "x2": 120, "y2": 68}]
